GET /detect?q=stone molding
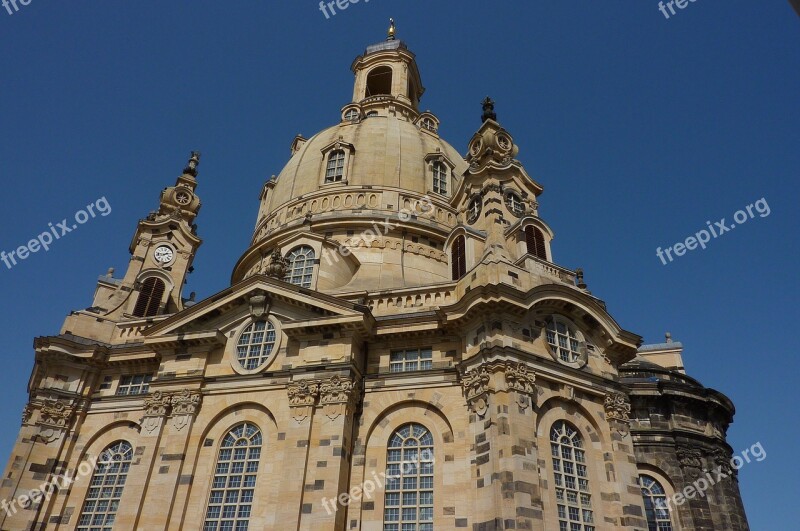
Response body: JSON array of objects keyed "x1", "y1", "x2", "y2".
[{"x1": 604, "y1": 391, "x2": 632, "y2": 436}]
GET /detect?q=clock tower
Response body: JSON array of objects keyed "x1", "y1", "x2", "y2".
[{"x1": 59, "y1": 152, "x2": 203, "y2": 343}]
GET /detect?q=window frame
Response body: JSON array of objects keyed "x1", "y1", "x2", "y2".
[
  {"x1": 132, "y1": 276, "x2": 166, "y2": 318},
  {"x1": 232, "y1": 318, "x2": 280, "y2": 374},
  {"x1": 283, "y1": 245, "x2": 316, "y2": 289},
  {"x1": 639, "y1": 474, "x2": 675, "y2": 531},
  {"x1": 202, "y1": 423, "x2": 263, "y2": 531},
  {"x1": 116, "y1": 374, "x2": 153, "y2": 396},
  {"x1": 389, "y1": 347, "x2": 434, "y2": 373},
  {"x1": 504, "y1": 190, "x2": 526, "y2": 218},
  {"x1": 524, "y1": 224, "x2": 548, "y2": 260},
  {"x1": 76, "y1": 441, "x2": 133, "y2": 531},
  {"x1": 383, "y1": 423, "x2": 435, "y2": 531},
  {"x1": 451, "y1": 235, "x2": 467, "y2": 281},
  {"x1": 545, "y1": 316, "x2": 589, "y2": 369},
  {"x1": 550, "y1": 421, "x2": 595, "y2": 531}
]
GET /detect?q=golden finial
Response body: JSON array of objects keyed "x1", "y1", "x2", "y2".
[{"x1": 387, "y1": 18, "x2": 396, "y2": 40}]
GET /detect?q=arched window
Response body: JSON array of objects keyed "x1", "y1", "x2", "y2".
[
  {"x1": 546, "y1": 317, "x2": 583, "y2": 364},
  {"x1": 77, "y1": 441, "x2": 133, "y2": 531},
  {"x1": 451, "y1": 235, "x2": 466, "y2": 281},
  {"x1": 640, "y1": 475, "x2": 673, "y2": 531},
  {"x1": 432, "y1": 162, "x2": 448, "y2": 195},
  {"x1": 325, "y1": 150, "x2": 346, "y2": 183},
  {"x1": 366, "y1": 66, "x2": 393, "y2": 97},
  {"x1": 284, "y1": 246, "x2": 315, "y2": 288},
  {"x1": 525, "y1": 225, "x2": 547, "y2": 260},
  {"x1": 236, "y1": 321, "x2": 277, "y2": 371},
  {"x1": 551, "y1": 421, "x2": 594, "y2": 531},
  {"x1": 204, "y1": 423, "x2": 263, "y2": 531},
  {"x1": 344, "y1": 108, "x2": 360, "y2": 122},
  {"x1": 384, "y1": 423, "x2": 434, "y2": 531},
  {"x1": 505, "y1": 191, "x2": 525, "y2": 217},
  {"x1": 133, "y1": 277, "x2": 165, "y2": 317}
]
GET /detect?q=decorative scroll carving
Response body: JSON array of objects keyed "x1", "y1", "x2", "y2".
[
  {"x1": 287, "y1": 380, "x2": 320, "y2": 422},
  {"x1": 38, "y1": 400, "x2": 74, "y2": 428},
  {"x1": 462, "y1": 366, "x2": 491, "y2": 418},
  {"x1": 319, "y1": 376, "x2": 360, "y2": 420},
  {"x1": 140, "y1": 390, "x2": 202, "y2": 433},
  {"x1": 504, "y1": 362, "x2": 536, "y2": 409},
  {"x1": 677, "y1": 445, "x2": 704, "y2": 479},
  {"x1": 21, "y1": 404, "x2": 32, "y2": 426},
  {"x1": 604, "y1": 392, "x2": 631, "y2": 423}
]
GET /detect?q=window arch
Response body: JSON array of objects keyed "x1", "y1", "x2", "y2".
[
  {"x1": 550, "y1": 421, "x2": 594, "y2": 531},
  {"x1": 325, "y1": 150, "x2": 346, "y2": 183},
  {"x1": 236, "y1": 321, "x2": 277, "y2": 371},
  {"x1": 366, "y1": 66, "x2": 393, "y2": 97},
  {"x1": 383, "y1": 423, "x2": 435, "y2": 531},
  {"x1": 203, "y1": 423, "x2": 263, "y2": 531},
  {"x1": 432, "y1": 161, "x2": 448, "y2": 195},
  {"x1": 546, "y1": 317, "x2": 584, "y2": 365},
  {"x1": 640, "y1": 475, "x2": 673, "y2": 531},
  {"x1": 451, "y1": 235, "x2": 466, "y2": 281},
  {"x1": 133, "y1": 277, "x2": 165, "y2": 317},
  {"x1": 77, "y1": 440, "x2": 133, "y2": 531},
  {"x1": 525, "y1": 225, "x2": 547, "y2": 260},
  {"x1": 284, "y1": 246, "x2": 315, "y2": 288}
]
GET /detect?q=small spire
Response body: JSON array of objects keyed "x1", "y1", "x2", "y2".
[
  {"x1": 481, "y1": 97, "x2": 497, "y2": 123},
  {"x1": 665, "y1": 332, "x2": 672, "y2": 343},
  {"x1": 575, "y1": 268, "x2": 587, "y2": 290},
  {"x1": 183, "y1": 151, "x2": 201, "y2": 177},
  {"x1": 387, "y1": 18, "x2": 396, "y2": 41}
]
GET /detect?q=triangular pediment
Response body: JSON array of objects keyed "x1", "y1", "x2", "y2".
[{"x1": 142, "y1": 275, "x2": 374, "y2": 342}]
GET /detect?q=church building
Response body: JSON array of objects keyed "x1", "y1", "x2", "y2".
[{"x1": 0, "y1": 24, "x2": 749, "y2": 531}]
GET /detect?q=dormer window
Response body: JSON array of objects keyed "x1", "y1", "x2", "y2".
[
  {"x1": 421, "y1": 117, "x2": 436, "y2": 132},
  {"x1": 284, "y1": 246, "x2": 316, "y2": 288},
  {"x1": 432, "y1": 161, "x2": 448, "y2": 195},
  {"x1": 325, "y1": 150, "x2": 346, "y2": 183},
  {"x1": 344, "y1": 108, "x2": 360, "y2": 122}
]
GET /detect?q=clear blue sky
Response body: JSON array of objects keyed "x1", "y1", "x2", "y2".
[{"x1": 0, "y1": 1, "x2": 797, "y2": 528}]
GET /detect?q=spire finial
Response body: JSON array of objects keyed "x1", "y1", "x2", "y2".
[
  {"x1": 183, "y1": 151, "x2": 201, "y2": 177},
  {"x1": 665, "y1": 332, "x2": 672, "y2": 343},
  {"x1": 481, "y1": 97, "x2": 497, "y2": 123},
  {"x1": 387, "y1": 18, "x2": 396, "y2": 40}
]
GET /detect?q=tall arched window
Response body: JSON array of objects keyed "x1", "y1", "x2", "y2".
[
  {"x1": 204, "y1": 423, "x2": 263, "y2": 531},
  {"x1": 451, "y1": 235, "x2": 466, "y2": 281},
  {"x1": 640, "y1": 475, "x2": 673, "y2": 531},
  {"x1": 525, "y1": 225, "x2": 547, "y2": 260},
  {"x1": 384, "y1": 423, "x2": 434, "y2": 531},
  {"x1": 432, "y1": 162, "x2": 448, "y2": 195},
  {"x1": 77, "y1": 441, "x2": 133, "y2": 531},
  {"x1": 551, "y1": 421, "x2": 594, "y2": 531},
  {"x1": 133, "y1": 277, "x2": 165, "y2": 317},
  {"x1": 325, "y1": 150, "x2": 346, "y2": 183},
  {"x1": 284, "y1": 246, "x2": 315, "y2": 288}
]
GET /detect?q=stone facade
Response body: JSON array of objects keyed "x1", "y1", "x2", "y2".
[{"x1": 0, "y1": 27, "x2": 748, "y2": 531}]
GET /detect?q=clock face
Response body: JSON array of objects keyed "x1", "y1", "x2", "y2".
[{"x1": 154, "y1": 246, "x2": 174, "y2": 264}]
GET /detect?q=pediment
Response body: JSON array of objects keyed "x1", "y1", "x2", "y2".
[{"x1": 142, "y1": 275, "x2": 374, "y2": 342}]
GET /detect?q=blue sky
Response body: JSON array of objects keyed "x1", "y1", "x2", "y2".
[{"x1": 0, "y1": 1, "x2": 797, "y2": 527}]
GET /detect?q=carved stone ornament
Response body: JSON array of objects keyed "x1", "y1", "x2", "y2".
[
  {"x1": 710, "y1": 446, "x2": 736, "y2": 478},
  {"x1": 319, "y1": 375, "x2": 361, "y2": 420},
  {"x1": 140, "y1": 390, "x2": 202, "y2": 433},
  {"x1": 287, "y1": 380, "x2": 320, "y2": 422},
  {"x1": 143, "y1": 391, "x2": 171, "y2": 417},
  {"x1": 38, "y1": 399, "x2": 74, "y2": 428},
  {"x1": 504, "y1": 362, "x2": 536, "y2": 409},
  {"x1": 171, "y1": 390, "x2": 202, "y2": 431},
  {"x1": 248, "y1": 291, "x2": 271, "y2": 320},
  {"x1": 462, "y1": 366, "x2": 491, "y2": 417},
  {"x1": 604, "y1": 392, "x2": 631, "y2": 423},
  {"x1": 21, "y1": 404, "x2": 33, "y2": 426},
  {"x1": 265, "y1": 249, "x2": 289, "y2": 279},
  {"x1": 677, "y1": 445, "x2": 704, "y2": 471}
]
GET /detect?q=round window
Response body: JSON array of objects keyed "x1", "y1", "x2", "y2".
[
  {"x1": 236, "y1": 320, "x2": 277, "y2": 371},
  {"x1": 505, "y1": 191, "x2": 525, "y2": 218}
]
